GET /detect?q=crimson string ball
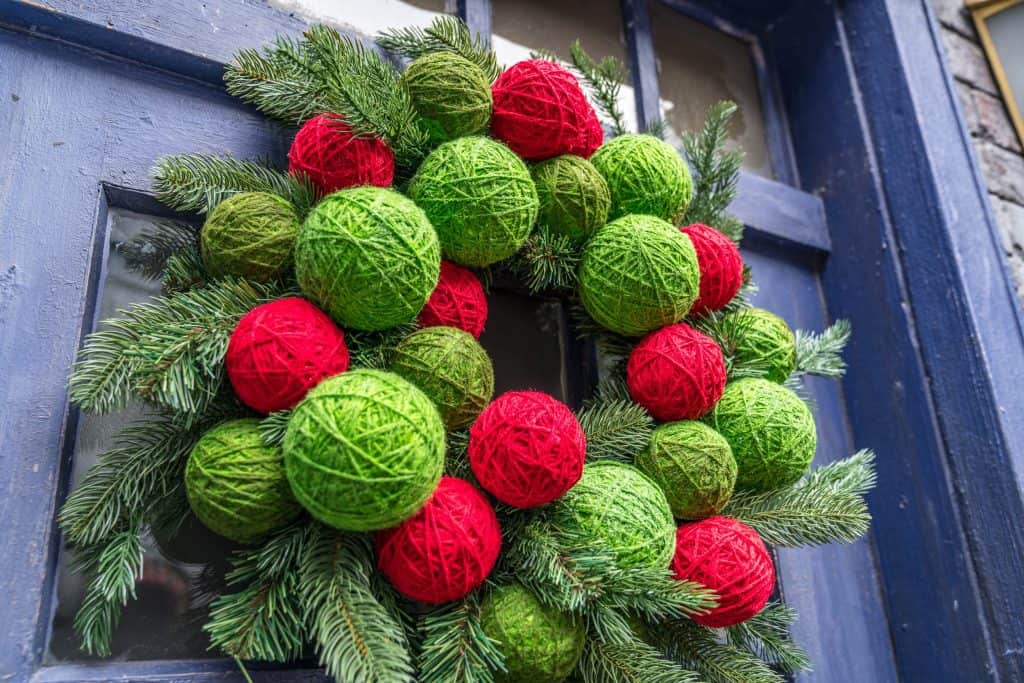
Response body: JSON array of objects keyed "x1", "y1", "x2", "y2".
[
  {"x1": 490, "y1": 59, "x2": 602, "y2": 161},
  {"x1": 469, "y1": 391, "x2": 586, "y2": 508},
  {"x1": 417, "y1": 260, "x2": 489, "y2": 339},
  {"x1": 680, "y1": 223, "x2": 744, "y2": 315},
  {"x1": 375, "y1": 476, "x2": 502, "y2": 604},
  {"x1": 627, "y1": 323, "x2": 727, "y2": 422},
  {"x1": 671, "y1": 516, "x2": 776, "y2": 627},
  {"x1": 226, "y1": 297, "x2": 350, "y2": 414},
  {"x1": 288, "y1": 113, "x2": 395, "y2": 195}
]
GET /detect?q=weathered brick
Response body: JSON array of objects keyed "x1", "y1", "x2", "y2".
[
  {"x1": 989, "y1": 194, "x2": 1024, "y2": 299},
  {"x1": 956, "y1": 81, "x2": 1024, "y2": 153},
  {"x1": 979, "y1": 142, "x2": 1024, "y2": 204},
  {"x1": 931, "y1": 0, "x2": 975, "y2": 37},
  {"x1": 940, "y1": 27, "x2": 1000, "y2": 96}
]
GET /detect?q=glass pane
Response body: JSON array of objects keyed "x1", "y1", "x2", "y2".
[
  {"x1": 649, "y1": 1, "x2": 774, "y2": 178},
  {"x1": 273, "y1": 0, "x2": 446, "y2": 37},
  {"x1": 47, "y1": 210, "x2": 232, "y2": 663}
]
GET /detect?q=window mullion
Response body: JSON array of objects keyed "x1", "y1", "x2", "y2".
[
  {"x1": 621, "y1": 0, "x2": 661, "y2": 131},
  {"x1": 455, "y1": 0, "x2": 493, "y2": 46}
]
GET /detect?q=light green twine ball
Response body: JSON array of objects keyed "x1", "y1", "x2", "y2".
[
  {"x1": 295, "y1": 186, "x2": 440, "y2": 331},
  {"x1": 283, "y1": 369, "x2": 445, "y2": 531},
  {"x1": 708, "y1": 378, "x2": 816, "y2": 492},
  {"x1": 724, "y1": 308, "x2": 798, "y2": 383},
  {"x1": 201, "y1": 192, "x2": 299, "y2": 281},
  {"x1": 408, "y1": 136, "x2": 538, "y2": 267},
  {"x1": 578, "y1": 214, "x2": 700, "y2": 336},
  {"x1": 390, "y1": 325, "x2": 495, "y2": 430},
  {"x1": 481, "y1": 584, "x2": 585, "y2": 683},
  {"x1": 590, "y1": 133, "x2": 693, "y2": 221},
  {"x1": 531, "y1": 154, "x2": 611, "y2": 241},
  {"x1": 553, "y1": 461, "x2": 676, "y2": 570},
  {"x1": 636, "y1": 421, "x2": 737, "y2": 520},
  {"x1": 185, "y1": 418, "x2": 302, "y2": 543},
  {"x1": 402, "y1": 52, "x2": 492, "y2": 145}
]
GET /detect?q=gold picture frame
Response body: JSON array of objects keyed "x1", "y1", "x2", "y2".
[{"x1": 966, "y1": 0, "x2": 1024, "y2": 147}]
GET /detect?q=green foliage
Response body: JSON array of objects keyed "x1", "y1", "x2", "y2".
[
  {"x1": 345, "y1": 321, "x2": 418, "y2": 369},
  {"x1": 568, "y1": 40, "x2": 628, "y2": 138},
  {"x1": 225, "y1": 34, "x2": 332, "y2": 124},
  {"x1": 118, "y1": 220, "x2": 199, "y2": 281},
  {"x1": 418, "y1": 594, "x2": 504, "y2": 683},
  {"x1": 577, "y1": 399, "x2": 654, "y2": 464},
  {"x1": 795, "y1": 319, "x2": 851, "y2": 378},
  {"x1": 681, "y1": 101, "x2": 744, "y2": 241},
  {"x1": 657, "y1": 618, "x2": 784, "y2": 683},
  {"x1": 726, "y1": 602, "x2": 811, "y2": 674},
  {"x1": 577, "y1": 635, "x2": 700, "y2": 683},
  {"x1": 445, "y1": 429, "x2": 473, "y2": 480},
  {"x1": 514, "y1": 225, "x2": 581, "y2": 294},
  {"x1": 259, "y1": 409, "x2": 292, "y2": 448},
  {"x1": 724, "y1": 450, "x2": 876, "y2": 547},
  {"x1": 377, "y1": 15, "x2": 501, "y2": 83},
  {"x1": 693, "y1": 309, "x2": 770, "y2": 381}
]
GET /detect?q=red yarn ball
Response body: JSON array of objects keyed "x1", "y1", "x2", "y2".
[
  {"x1": 671, "y1": 516, "x2": 775, "y2": 627},
  {"x1": 627, "y1": 323, "x2": 726, "y2": 422},
  {"x1": 418, "y1": 261, "x2": 489, "y2": 339},
  {"x1": 491, "y1": 60, "x2": 601, "y2": 161},
  {"x1": 288, "y1": 114, "x2": 395, "y2": 195},
  {"x1": 376, "y1": 476, "x2": 501, "y2": 604},
  {"x1": 469, "y1": 391, "x2": 586, "y2": 508},
  {"x1": 680, "y1": 223, "x2": 744, "y2": 315},
  {"x1": 226, "y1": 297, "x2": 349, "y2": 414}
]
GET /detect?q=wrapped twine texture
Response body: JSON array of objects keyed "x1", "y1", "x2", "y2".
[
  {"x1": 590, "y1": 133, "x2": 693, "y2": 221},
  {"x1": 680, "y1": 223, "x2": 744, "y2": 314},
  {"x1": 200, "y1": 191, "x2": 298, "y2": 281},
  {"x1": 283, "y1": 369, "x2": 445, "y2": 531},
  {"x1": 402, "y1": 52, "x2": 493, "y2": 145},
  {"x1": 185, "y1": 418, "x2": 301, "y2": 543},
  {"x1": 672, "y1": 516, "x2": 775, "y2": 627},
  {"x1": 468, "y1": 391, "x2": 586, "y2": 508},
  {"x1": 723, "y1": 308, "x2": 797, "y2": 383},
  {"x1": 375, "y1": 476, "x2": 501, "y2": 604},
  {"x1": 226, "y1": 297, "x2": 349, "y2": 414},
  {"x1": 532, "y1": 154, "x2": 611, "y2": 241},
  {"x1": 418, "y1": 260, "x2": 489, "y2": 338},
  {"x1": 287, "y1": 113, "x2": 394, "y2": 194},
  {"x1": 295, "y1": 186, "x2": 440, "y2": 331}
]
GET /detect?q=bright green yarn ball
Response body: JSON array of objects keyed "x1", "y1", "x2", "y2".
[
  {"x1": 201, "y1": 192, "x2": 299, "y2": 281},
  {"x1": 481, "y1": 584, "x2": 585, "y2": 683},
  {"x1": 553, "y1": 461, "x2": 675, "y2": 570},
  {"x1": 185, "y1": 418, "x2": 302, "y2": 543},
  {"x1": 390, "y1": 325, "x2": 495, "y2": 430},
  {"x1": 295, "y1": 186, "x2": 440, "y2": 331},
  {"x1": 636, "y1": 421, "x2": 737, "y2": 520},
  {"x1": 408, "y1": 136, "x2": 538, "y2": 267},
  {"x1": 402, "y1": 52, "x2": 492, "y2": 145},
  {"x1": 531, "y1": 154, "x2": 611, "y2": 241},
  {"x1": 708, "y1": 378, "x2": 816, "y2": 492},
  {"x1": 590, "y1": 133, "x2": 693, "y2": 221},
  {"x1": 724, "y1": 308, "x2": 797, "y2": 383},
  {"x1": 578, "y1": 214, "x2": 700, "y2": 336},
  {"x1": 283, "y1": 369, "x2": 445, "y2": 531}
]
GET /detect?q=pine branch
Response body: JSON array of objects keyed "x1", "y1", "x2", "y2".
[
  {"x1": 693, "y1": 309, "x2": 770, "y2": 381},
  {"x1": 577, "y1": 399, "x2": 653, "y2": 464},
  {"x1": 568, "y1": 40, "x2": 628, "y2": 138},
  {"x1": 657, "y1": 619, "x2": 784, "y2": 683},
  {"x1": 682, "y1": 101, "x2": 743, "y2": 236},
  {"x1": 445, "y1": 429, "x2": 473, "y2": 480},
  {"x1": 645, "y1": 119, "x2": 668, "y2": 141},
  {"x1": 163, "y1": 247, "x2": 208, "y2": 293},
  {"x1": 418, "y1": 594, "x2": 504, "y2": 683},
  {"x1": 152, "y1": 154, "x2": 316, "y2": 216},
  {"x1": 377, "y1": 15, "x2": 502, "y2": 83},
  {"x1": 259, "y1": 410, "x2": 292, "y2": 448},
  {"x1": 117, "y1": 220, "x2": 200, "y2": 281},
  {"x1": 726, "y1": 602, "x2": 810, "y2": 674},
  {"x1": 513, "y1": 226, "x2": 581, "y2": 294},
  {"x1": 724, "y1": 450, "x2": 876, "y2": 547},
  {"x1": 577, "y1": 635, "x2": 700, "y2": 683},
  {"x1": 346, "y1": 321, "x2": 418, "y2": 369},
  {"x1": 794, "y1": 320, "x2": 851, "y2": 378}
]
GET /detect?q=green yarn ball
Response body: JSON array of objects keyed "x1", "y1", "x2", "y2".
[
  {"x1": 578, "y1": 214, "x2": 700, "y2": 336},
  {"x1": 481, "y1": 584, "x2": 585, "y2": 683},
  {"x1": 636, "y1": 421, "x2": 737, "y2": 520},
  {"x1": 390, "y1": 325, "x2": 495, "y2": 430},
  {"x1": 402, "y1": 52, "x2": 492, "y2": 145},
  {"x1": 201, "y1": 192, "x2": 299, "y2": 281},
  {"x1": 590, "y1": 133, "x2": 693, "y2": 221},
  {"x1": 295, "y1": 186, "x2": 440, "y2": 331},
  {"x1": 185, "y1": 418, "x2": 302, "y2": 543},
  {"x1": 708, "y1": 378, "x2": 817, "y2": 492},
  {"x1": 408, "y1": 136, "x2": 538, "y2": 267},
  {"x1": 553, "y1": 461, "x2": 676, "y2": 570},
  {"x1": 531, "y1": 154, "x2": 611, "y2": 241},
  {"x1": 283, "y1": 369, "x2": 445, "y2": 531},
  {"x1": 724, "y1": 308, "x2": 798, "y2": 383}
]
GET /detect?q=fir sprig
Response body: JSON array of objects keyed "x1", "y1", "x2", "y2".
[
  {"x1": 418, "y1": 593, "x2": 504, "y2": 683},
  {"x1": 514, "y1": 226, "x2": 581, "y2": 294},
  {"x1": 577, "y1": 399, "x2": 654, "y2": 463},
  {"x1": 795, "y1": 320, "x2": 851, "y2": 378},
  {"x1": 376, "y1": 16, "x2": 502, "y2": 83},
  {"x1": 726, "y1": 602, "x2": 811, "y2": 674},
  {"x1": 568, "y1": 40, "x2": 628, "y2": 138},
  {"x1": 657, "y1": 618, "x2": 785, "y2": 683},
  {"x1": 226, "y1": 34, "x2": 331, "y2": 124},
  {"x1": 118, "y1": 220, "x2": 200, "y2": 281},
  {"x1": 346, "y1": 321, "x2": 418, "y2": 369},
  {"x1": 694, "y1": 309, "x2": 770, "y2": 381},
  {"x1": 259, "y1": 410, "x2": 292, "y2": 448},
  {"x1": 578, "y1": 635, "x2": 701, "y2": 683},
  {"x1": 682, "y1": 101, "x2": 744, "y2": 240}
]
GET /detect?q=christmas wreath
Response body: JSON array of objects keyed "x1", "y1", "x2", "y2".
[{"x1": 61, "y1": 17, "x2": 873, "y2": 683}]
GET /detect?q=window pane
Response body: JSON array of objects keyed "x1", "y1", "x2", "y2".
[
  {"x1": 274, "y1": 0, "x2": 446, "y2": 36},
  {"x1": 649, "y1": 2, "x2": 773, "y2": 178}
]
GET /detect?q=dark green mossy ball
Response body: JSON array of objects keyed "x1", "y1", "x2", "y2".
[
  {"x1": 708, "y1": 378, "x2": 816, "y2": 492},
  {"x1": 390, "y1": 325, "x2": 495, "y2": 430},
  {"x1": 408, "y1": 136, "x2": 538, "y2": 267},
  {"x1": 590, "y1": 133, "x2": 693, "y2": 221},
  {"x1": 724, "y1": 308, "x2": 797, "y2": 383},
  {"x1": 481, "y1": 583, "x2": 585, "y2": 683},
  {"x1": 636, "y1": 421, "x2": 737, "y2": 520},
  {"x1": 295, "y1": 186, "x2": 440, "y2": 331},
  {"x1": 578, "y1": 214, "x2": 700, "y2": 336},
  {"x1": 185, "y1": 418, "x2": 302, "y2": 544},
  {"x1": 531, "y1": 154, "x2": 610, "y2": 241},
  {"x1": 283, "y1": 369, "x2": 445, "y2": 531},
  {"x1": 402, "y1": 52, "x2": 492, "y2": 145},
  {"x1": 201, "y1": 192, "x2": 299, "y2": 281},
  {"x1": 553, "y1": 461, "x2": 676, "y2": 570}
]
